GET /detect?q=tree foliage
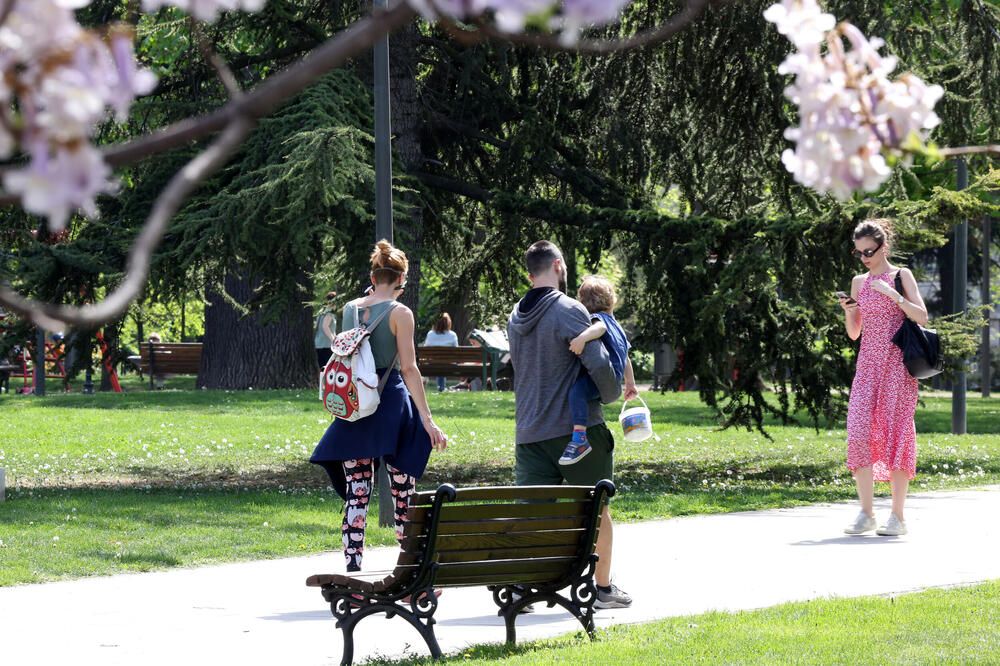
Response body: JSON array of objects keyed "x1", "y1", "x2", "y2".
[{"x1": 2, "y1": 0, "x2": 998, "y2": 419}]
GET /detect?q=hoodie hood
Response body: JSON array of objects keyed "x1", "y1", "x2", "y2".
[{"x1": 509, "y1": 287, "x2": 560, "y2": 335}]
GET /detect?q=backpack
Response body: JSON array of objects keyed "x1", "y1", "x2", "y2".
[{"x1": 320, "y1": 301, "x2": 398, "y2": 421}]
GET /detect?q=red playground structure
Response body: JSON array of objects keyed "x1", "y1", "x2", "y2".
[{"x1": 0, "y1": 314, "x2": 121, "y2": 394}]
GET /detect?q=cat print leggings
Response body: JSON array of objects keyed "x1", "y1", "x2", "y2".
[{"x1": 342, "y1": 458, "x2": 414, "y2": 572}]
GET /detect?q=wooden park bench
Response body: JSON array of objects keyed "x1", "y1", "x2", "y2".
[
  {"x1": 127, "y1": 342, "x2": 202, "y2": 389},
  {"x1": 416, "y1": 345, "x2": 493, "y2": 389},
  {"x1": 306, "y1": 480, "x2": 615, "y2": 666}
]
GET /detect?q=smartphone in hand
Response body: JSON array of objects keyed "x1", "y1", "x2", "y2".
[{"x1": 835, "y1": 291, "x2": 856, "y2": 305}]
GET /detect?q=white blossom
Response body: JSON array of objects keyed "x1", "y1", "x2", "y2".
[
  {"x1": 762, "y1": 0, "x2": 835, "y2": 48},
  {"x1": 0, "y1": 2, "x2": 157, "y2": 229},
  {"x1": 4, "y1": 144, "x2": 117, "y2": 232},
  {"x1": 765, "y1": 0, "x2": 943, "y2": 199}
]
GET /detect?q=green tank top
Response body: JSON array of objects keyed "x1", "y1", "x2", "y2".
[{"x1": 341, "y1": 300, "x2": 400, "y2": 370}]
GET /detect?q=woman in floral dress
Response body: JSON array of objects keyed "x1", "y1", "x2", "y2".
[{"x1": 839, "y1": 219, "x2": 928, "y2": 537}]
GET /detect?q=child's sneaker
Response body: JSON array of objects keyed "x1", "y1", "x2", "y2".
[{"x1": 559, "y1": 432, "x2": 591, "y2": 466}]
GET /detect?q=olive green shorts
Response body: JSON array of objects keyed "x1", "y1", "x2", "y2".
[{"x1": 515, "y1": 423, "x2": 614, "y2": 495}]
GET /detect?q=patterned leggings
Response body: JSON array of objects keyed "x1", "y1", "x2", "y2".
[{"x1": 342, "y1": 458, "x2": 414, "y2": 572}]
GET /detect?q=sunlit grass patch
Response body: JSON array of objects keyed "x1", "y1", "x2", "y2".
[{"x1": 365, "y1": 580, "x2": 1000, "y2": 664}]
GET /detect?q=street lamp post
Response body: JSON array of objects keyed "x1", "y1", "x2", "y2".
[
  {"x1": 374, "y1": 0, "x2": 393, "y2": 246},
  {"x1": 374, "y1": 0, "x2": 394, "y2": 526},
  {"x1": 952, "y1": 158, "x2": 968, "y2": 435}
]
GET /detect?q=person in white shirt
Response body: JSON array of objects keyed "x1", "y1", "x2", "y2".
[{"x1": 423, "y1": 313, "x2": 459, "y2": 391}]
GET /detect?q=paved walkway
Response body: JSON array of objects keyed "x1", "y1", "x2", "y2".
[{"x1": 3, "y1": 487, "x2": 1000, "y2": 665}]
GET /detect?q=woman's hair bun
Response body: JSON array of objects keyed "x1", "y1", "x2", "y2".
[{"x1": 370, "y1": 239, "x2": 409, "y2": 285}]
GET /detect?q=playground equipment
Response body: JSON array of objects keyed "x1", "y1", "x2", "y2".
[
  {"x1": 0, "y1": 327, "x2": 120, "y2": 395},
  {"x1": 11, "y1": 338, "x2": 70, "y2": 394}
]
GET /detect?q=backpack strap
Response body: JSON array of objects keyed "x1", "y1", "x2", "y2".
[
  {"x1": 359, "y1": 301, "x2": 400, "y2": 395},
  {"x1": 377, "y1": 352, "x2": 400, "y2": 395},
  {"x1": 359, "y1": 300, "x2": 396, "y2": 332}
]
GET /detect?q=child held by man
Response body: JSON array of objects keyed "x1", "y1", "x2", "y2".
[{"x1": 559, "y1": 275, "x2": 638, "y2": 465}]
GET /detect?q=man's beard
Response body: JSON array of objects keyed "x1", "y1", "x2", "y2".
[{"x1": 558, "y1": 267, "x2": 568, "y2": 294}]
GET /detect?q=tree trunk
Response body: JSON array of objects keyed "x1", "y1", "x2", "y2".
[
  {"x1": 444, "y1": 284, "x2": 475, "y2": 344},
  {"x1": 198, "y1": 270, "x2": 316, "y2": 390},
  {"x1": 938, "y1": 233, "x2": 955, "y2": 317}
]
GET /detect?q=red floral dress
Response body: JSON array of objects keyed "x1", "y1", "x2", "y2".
[{"x1": 846, "y1": 270, "x2": 918, "y2": 481}]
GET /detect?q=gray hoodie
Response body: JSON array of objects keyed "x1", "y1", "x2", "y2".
[{"x1": 507, "y1": 287, "x2": 622, "y2": 445}]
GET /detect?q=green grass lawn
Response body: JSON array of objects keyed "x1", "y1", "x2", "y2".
[
  {"x1": 365, "y1": 581, "x2": 1000, "y2": 664},
  {"x1": 1, "y1": 385, "x2": 999, "y2": 585}
]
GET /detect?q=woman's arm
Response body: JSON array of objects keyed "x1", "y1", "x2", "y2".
[
  {"x1": 393, "y1": 307, "x2": 447, "y2": 451},
  {"x1": 569, "y1": 320, "x2": 607, "y2": 355},
  {"x1": 841, "y1": 275, "x2": 863, "y2": 340},
  {"x1": 898, "y1": 269, "x2": 929, "y2": 326},
  {"x1": 868, "y1": 269, "x2": 929, "y2": 326},
  {"x1": 320, "y1": 313, "x2": 335, "y2": 341}
]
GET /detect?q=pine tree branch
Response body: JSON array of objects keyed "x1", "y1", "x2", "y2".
[
  {"x1": 0, "y1": 118, "x2": 254, "y2": 330},
  {"x1": 417, "y1": 171, "x2": 659, "y2": 233},
  {"x1": 102, "y1": 1, "x2": 417, "y2": 169},
  {"x1": 438, "y1": 0, "x2": 739, "y2": 55},
  {"x1": 191, "y1": 19, "x2": 242, "y2": 99}
]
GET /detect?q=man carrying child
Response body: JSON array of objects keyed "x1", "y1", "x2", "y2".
[{"x1": 506, "y1": 240, "x2": 633, "y2": 609}]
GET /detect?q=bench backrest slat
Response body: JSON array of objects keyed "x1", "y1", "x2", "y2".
[
  {"x1": 402, "y1": 528, "x2": 586, "y2": 554},
  {"x1": 397, "y1": 543, "x2": 580, "y2": 566},
  {"x1": 411, "y1": 485, "x2": 593, "y2": 504},
  {"x1": 401, "y1": 515, "x2": 588, "y2": 537},
  {"x1": 407, "y1": 500, "x2": 590, "y2": 524},
  {"x1": 416, "y1": 346, "x2": 484, "y2": 363}
]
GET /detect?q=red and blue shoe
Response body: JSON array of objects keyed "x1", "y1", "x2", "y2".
[{"x1": 558, "y1": 431, "x2": 591, "y2": 466}]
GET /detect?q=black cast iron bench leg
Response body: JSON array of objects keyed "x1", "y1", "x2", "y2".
[{"x1": 327, "y1": 585, "x2": 443, "y2": 665}]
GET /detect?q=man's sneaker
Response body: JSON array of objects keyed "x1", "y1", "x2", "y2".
[
  {"x1": 559, "y1": 439, "x2": 592, "y2": 466},
  {"x1": 843, "y1": 510, "x2": 876, "y2": 535},
  {"x1": 594, "y1": 583, "x2": 632, "y2": 609},
  {"x1": 876, "y1": 513, "x2": 908, "y2": 536},
  {"x1": 510, "y1": 591, "x2": 534, "y2": 613}
]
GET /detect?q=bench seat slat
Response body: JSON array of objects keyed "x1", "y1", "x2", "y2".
[
  {"x1": 307, "y1": 568, "x2": 569, "y2": 592},
  {"x1": 430, "y1": 571, "x2": 570, "y2": 587}
]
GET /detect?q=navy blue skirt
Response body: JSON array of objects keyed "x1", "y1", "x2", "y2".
[{"x1": 310, "y1": 369, "x2": 432, "y2": 500}]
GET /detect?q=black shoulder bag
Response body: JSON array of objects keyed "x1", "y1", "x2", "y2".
[{"x1": 890, "y1": 272, "x2": 944, "y2": 379}]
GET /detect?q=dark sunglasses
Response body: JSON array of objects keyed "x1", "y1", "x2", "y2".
[{"x1": 850, "y1": 240, "x2": 883, "y2": 259}]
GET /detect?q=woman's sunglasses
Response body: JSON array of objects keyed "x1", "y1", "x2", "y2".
[{"x1": 850, "y1": 240, "x2": 883, "y2": 259}]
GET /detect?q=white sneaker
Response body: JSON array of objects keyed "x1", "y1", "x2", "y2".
[
  {"x1": 843, "y1": 511, "x2": 876, "y2": 535},
  {"x1": 876, "y1": 513, "x2": 908, "y2": 536}
]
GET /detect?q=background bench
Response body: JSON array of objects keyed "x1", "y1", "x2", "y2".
[
  {"x1": 306, "y1": 480, "x2": 615, "y2": 665},
  {"x1": 128, "y1": 342, "x2": 202, "y2": 389},
  {"x1": 416, "y1": 345, "x2": 492, "y2": 389}
]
